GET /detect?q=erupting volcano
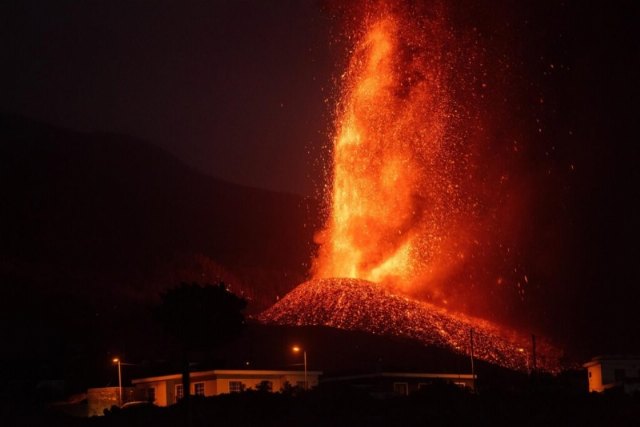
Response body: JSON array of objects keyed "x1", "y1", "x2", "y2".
[
  {"x1": 261, "y1": 0, "x2": 564, "y2": 371},
  {"x1": 313, "y1": 3, "x2": 461, "y2": 291}
]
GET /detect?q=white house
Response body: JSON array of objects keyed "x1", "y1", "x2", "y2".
[
  {"x1": 321, "y1": 372, "x2": 476, "y2": 397},
  {"x1": 583, "y1": 355, "x2": 640, "y2": 394},
  {"x1": 131, "y1": 369, "x2": 322, "y2": 406}
]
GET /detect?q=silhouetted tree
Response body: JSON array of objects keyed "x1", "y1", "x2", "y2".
[
  {"x1": 256, "y1": 380, "x2": 273, "y2": 393},
  {"x1": 154, "y1": 282, "x2": 246, "y2": 408}
]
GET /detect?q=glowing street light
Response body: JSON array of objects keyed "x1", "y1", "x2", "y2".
[
  {"x1": 112, "y1": 358, "x2": 122, "y2": 406},
  {"x1": 292, "y1": 346, "x2": 307, "y2": 390}
]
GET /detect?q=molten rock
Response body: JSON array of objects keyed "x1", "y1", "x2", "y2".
[{"x1": 258, "y1": 278, "x2": 562, "y2": 372}]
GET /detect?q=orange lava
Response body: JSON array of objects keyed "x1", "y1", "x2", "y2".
[
  {"x1": 259, "y1": 278, "x2": 563, "y2": 373},
  {"x1": 313, "y1": 1, "x2": 467, "y2": 293}
]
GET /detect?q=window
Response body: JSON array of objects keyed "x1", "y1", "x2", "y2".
[
  {"x1": 453, "y1": 382, "x2": 467, "y2": 388},
  {"x1": 175, "y1": 384, "x2": 184, "y2": 401},
  {"x1": 229, "y1": 381, "x2": 244, "y2": 393},
  {"x1": 614, "y1": 369, "x2": 626, "y2": 382},
  {"x1": 393, "y1": 382, "x2": 408, "y2": 396},
  {"x1": 418, "y1": 382, "x2": 430, "y2": 390},
  {"x1": 194, "y1": 382, "x2": 205, "y2": 396},
  {"x1": 147, "y1": 387, "x2": 156, "y2": 403}
]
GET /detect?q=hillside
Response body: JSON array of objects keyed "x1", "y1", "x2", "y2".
[
  {"x1": 0, "y1": 113, "x2": 320, "y2": 309},
  {"x1": 259, "y1": 278, "x2": 565, "y2": 372}
]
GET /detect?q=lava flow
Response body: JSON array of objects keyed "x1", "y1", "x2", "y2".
[{"x1": 259, "y1": 278, "x2": 562, "y2": 373}]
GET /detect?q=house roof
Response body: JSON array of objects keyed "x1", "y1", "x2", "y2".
[
  {"x1": 132, "y1": 369, "x2": 323, "y2": 384},
  {"x1": 321, "y1": 372, "x2": 476, "y2": 383},
  {"x1": 583, "y1": 355, "x2": 640, "y2": 368}
]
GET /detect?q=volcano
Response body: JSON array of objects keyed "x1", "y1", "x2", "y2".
[
  {"x1": 258, "y1": 278, "x2": 563, "y2": 373},
  {"x1": 264, "y1": 2, "x2": 571, "y2": 374}
]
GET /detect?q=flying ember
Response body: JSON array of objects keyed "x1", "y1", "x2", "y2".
[
  {"x1": 313, "y1": 1, "x2": 468, "y2": 294},
  {"x1": 261, "y1": 0, "x2": 565, "y2": 372}
]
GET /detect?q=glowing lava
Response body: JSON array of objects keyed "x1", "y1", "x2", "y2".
[
  {"x1": 259, "y1": 278, "x2": 562, "y2": 372},
  {"x1": 260, "y1": 1, "x2": 566, "y2": 372},
  {"x1": 313, "y1": 1, "x2": 468, "y2": 293}
]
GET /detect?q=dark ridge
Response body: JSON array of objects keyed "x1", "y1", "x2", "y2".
[{"x1": 0, "y1": 112, "x2": 321, "y2": 310}]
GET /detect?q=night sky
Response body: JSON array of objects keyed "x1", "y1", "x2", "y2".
[
  {"x1": 1, "y1": 0, "x2": 639, "y2": 357},
  {"x1": 1, "y1": 0, "x2": 335, "y2": 196},
  {"x1": 1, "y1": 0, "x2": 636, "y2": 193}
]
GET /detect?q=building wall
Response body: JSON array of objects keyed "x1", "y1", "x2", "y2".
[
  {"x1": 215, "y1": 373, "x2": 315, "y2": 393},
  {"x1": 138, "y1": 376, "x2": 218, "y2": 406},
  {"x1": 206, "y1": 379, "x2": 218, "y2": 395},
  {"x1": 159, "y1": 378, "x2": 208, "y2": 403},
  {"x1": 586, "y1": 359, "x2": 640, "y2": 393},
  {"x1": 135, "y1": 380, "x2": 168, "y2": 406},
  {"x1": 192, "y1": 378, "x2": 217, "y2": 397},
  {"x1": 600, "y1": 360, "x2": 640, "y2": 386},
  {"x1": 217, "y1": 375, "x2": 281, "y2": 393},
  {"x1": 321, "y1": 374, "x2": 475, "y2": 397},
  {"x1": 389, "y1": 377, "x2": 474, "y2": 393},
  {"x1": 587, "y1": 364, "x2": 604, "y2": 392},
  {"x1": 165, "y1": 378, "x2": 180, "y2": 405},
  {"x1": 133, "y1": 371, "x2": 321, "y2": 406}
]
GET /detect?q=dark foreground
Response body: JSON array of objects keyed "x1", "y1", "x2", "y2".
[{"x1": 4, "y1": 384, "x2": 639, "y2": 427}]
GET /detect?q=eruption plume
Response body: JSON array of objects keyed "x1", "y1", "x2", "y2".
[
  {"x1": 313, "y1": 1, "x2": 471, "y2": 294},
  {"x1": 261, "y1": 0, "x2": 565, "y2": 372}
]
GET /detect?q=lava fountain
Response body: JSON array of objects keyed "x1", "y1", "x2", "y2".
[
  {"x1": 313, "y1": 1, "x2": 471, "y2": 294},
  {"x1": 261, "y1": 0, "x2": 563, "y2": 372}
]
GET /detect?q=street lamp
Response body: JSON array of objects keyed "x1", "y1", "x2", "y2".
[
  {"x1": 292, "y1": 346, "x2": 307, "y2": 390},
  {"x1": 112, "y1": 358, "x2": 122, "y2": 406}
]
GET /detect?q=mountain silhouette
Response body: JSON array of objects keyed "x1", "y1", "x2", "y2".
[{"x1": 0, "y1": 113, "x2": 320, "y2": 310}]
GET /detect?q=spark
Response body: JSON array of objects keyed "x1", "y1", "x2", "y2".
[{"x1": 312, "y1": 3, "x2": 462, "y2": 293}]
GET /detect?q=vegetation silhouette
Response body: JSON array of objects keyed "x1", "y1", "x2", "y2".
[
  {"x1": 91, "y1": 383, "x2": 640, "y2": 427},
  {"x1": 153, "y1": 282, "x2": 246, "y2": 417}
]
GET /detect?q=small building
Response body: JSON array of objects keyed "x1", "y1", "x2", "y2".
[
  {"x1": 131, "y1": 369, "x2": 322, "y2": 406},
  {"x1": 583, "y1": 355, "x2": 640, "y2": 394},
  {"x1": 321, "y1": 372, "x2": 476, "y2": 397}
]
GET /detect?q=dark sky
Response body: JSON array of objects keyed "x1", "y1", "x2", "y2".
[
  {"x1": 0, "y1": 0, "x2": 335, "y2": 196},
  {"x1": 0, "y1": 0, "x2": 639, "y2": 357},
  {"x1": 1, "y1": 0, "x2": 637, "y2": 199}
]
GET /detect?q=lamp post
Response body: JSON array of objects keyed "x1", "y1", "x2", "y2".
[
  {"x1": 112, "y1": 358, "x2": 122, "y2": 406},
  {"x1": 292, "y1": 346, "x2": 307, "y2": 390}
]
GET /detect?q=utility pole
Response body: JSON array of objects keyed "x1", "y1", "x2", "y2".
[
  {"x1": 292, "y1": 346, "x2": 308, "y2": 390},
  {"x1": 303, "y1": 350, "x2": 308, "y2": 391},
  {"x1": 470, "y1": 328, "x2": 476, "y2": 391},
  {"x1": 531, "y1": 334, "x2": 537, "y2": 375},
  {"x1": 113, "y1": 358, "x2": 122, "y2": 406}
]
